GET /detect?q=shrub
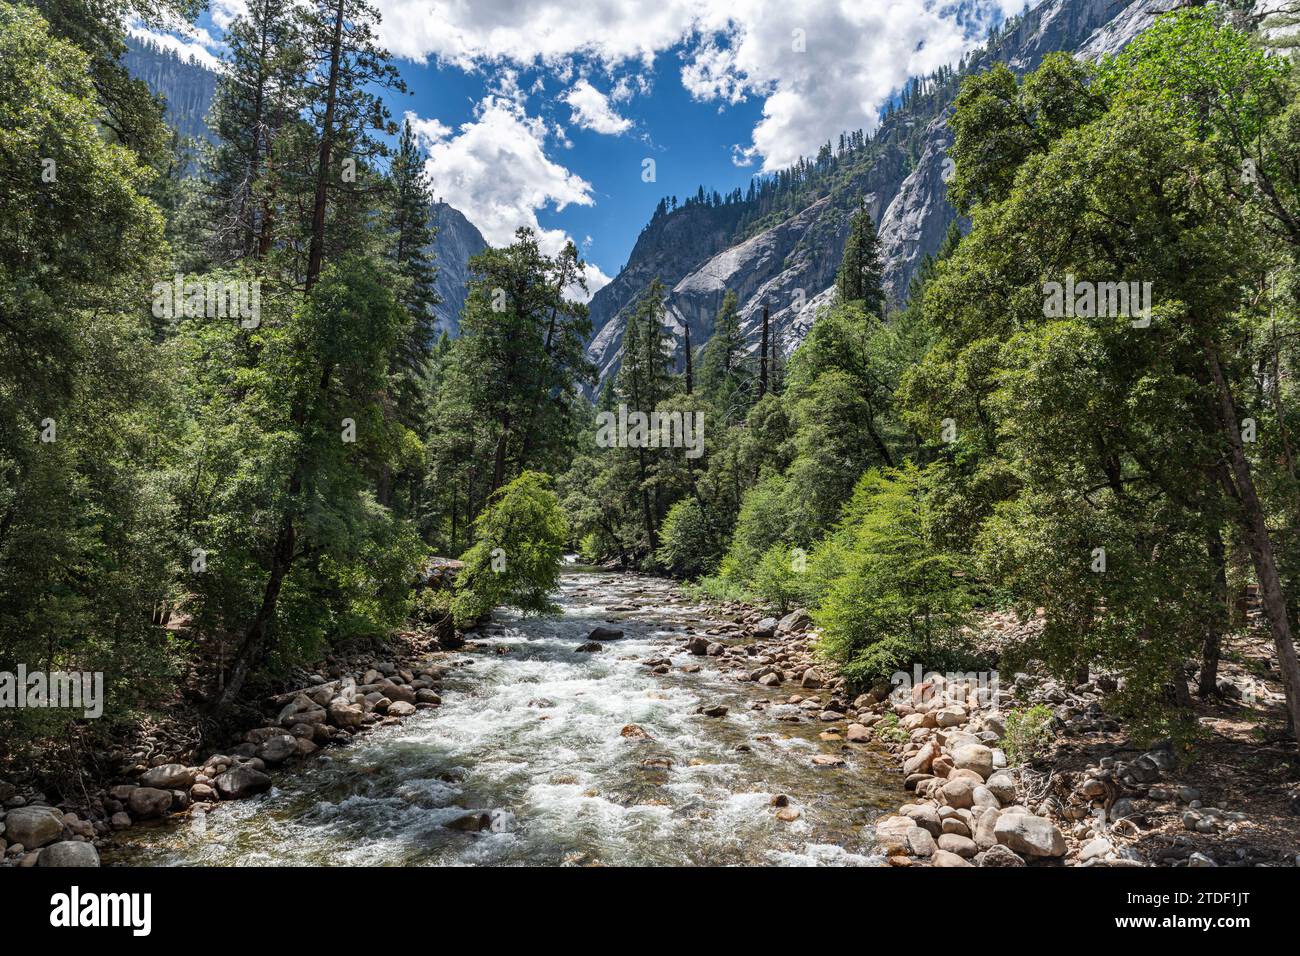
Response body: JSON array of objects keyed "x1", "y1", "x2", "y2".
[
  {"x1": 656, "y1": 497, "x2": 722, "y2": 578},
  {"x1": 717, "y1": 473, "x2": 795, "y2": 585},
  {"x1": 874, "y1": 713, "x2": 908, "y2": 744},
  {"x1": 412, "y1": 587, "x2": 452, "y2": 625},
  {"x1": 749, "y1": 544, "x2": 808, "y2": 614},
  {"x1": 1002, "y1": 704, "x2": 1056, "y2": 764}
]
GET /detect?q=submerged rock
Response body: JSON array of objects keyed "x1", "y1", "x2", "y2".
[{"x1": 445, "y1": 811, "x2": 492, "y2": 833}]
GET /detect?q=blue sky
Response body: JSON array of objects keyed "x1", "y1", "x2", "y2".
[
  {"x1": 132, "y1": 0, "x2": 1022, "y2": 296},
  {"x1": 393, "y1": 52, "x2": 769, "y2": 279}
]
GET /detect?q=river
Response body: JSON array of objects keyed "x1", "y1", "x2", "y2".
[{"x1": 106, "y1": 570, "x2": 905, "y2": 866}]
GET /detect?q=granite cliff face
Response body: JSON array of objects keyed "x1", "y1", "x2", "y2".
[
  {"x1": 585, "y1": 0, "x2": 1170, "y2": 387},
  {"x1": 429, "y1": 202, "x2": 489, "y2": 337},
  {"x1": 655, "y1": 143, "x2": 916, "y2": 367},
  {"x1": 586, "y1": 202, "x2": 754, "y2": 381},
  {"x1": 124, "y1": 36, "x2": 218, "y2": 143}
]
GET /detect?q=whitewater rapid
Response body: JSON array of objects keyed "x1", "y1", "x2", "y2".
[{"x1": 108, "y1": 571, "x2": 904, "y2": 866}]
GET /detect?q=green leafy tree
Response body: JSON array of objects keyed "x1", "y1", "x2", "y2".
[
  {"x1": 813, "y1": 464, "x2": 976, "y2": 687},
  {"x1": 211, "y1": 257, "x2": 415, "y2": 708},
  {"x1": 452, "y1": 471, "x2": 568, "y2": 626},
  {"x1": 0, "y1": 3, "x2": 175, "y2": 754}
]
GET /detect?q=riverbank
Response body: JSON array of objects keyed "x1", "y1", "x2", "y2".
[
  {"x1": 0, "y1": 623, "x2": 454, "y2": 867},
  {"x1": 692, "y1": 594, "x2": 1300, "y2": 868}
]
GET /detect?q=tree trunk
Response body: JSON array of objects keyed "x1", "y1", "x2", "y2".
[
  {"x1": 490, "y1": 410, "x2": 511, "y2": 495},
  {"x1": 450, "y1": 485, "x2": 458, "y2": 551},
  {"x1": 684, "y1": 324, "x2": 693, "y2": 396},
  {"x1": 864, "y1": 407, "x2": 894, "y2": 467},
  {"x1": 1199, "y1": 524, "x2": 1227, "y2": 698},
  {"x1": 636, "y1": 446, "x2": 658, "y2": 553},
  {"x1": 1173, "y1": 671, "x2": 1193, "y2": 708},
  {"x1": 244, "y1": 0, "x2": 273, "y2": 258},
  {"x1": 758, "y1": 302, "x2": 769, "y2": 400},
  {"x1": 257, "y1": 147, "x2": 277, "y2": 259},
  {"x1": 210, "y1": 358, "x2": 331, "y2": 712},
  {"x1": 1205, "y1": 343, "x2": 1300, "y2": 736},
  {"x1": 212, "y1": 516, "x2": 294, "y2": 711}
]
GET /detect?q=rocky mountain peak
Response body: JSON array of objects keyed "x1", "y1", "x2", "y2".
[{"x1": 584, "y1": 0, "x2": 1171, "y2": 392}]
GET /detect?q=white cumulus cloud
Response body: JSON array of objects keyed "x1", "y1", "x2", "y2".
[
  {"x1": 564, "y1": 79, "x2": 633, "y2": 135},
  {"x1": 407, "y1": 102, "x2": 611, "y2": 300},
  {"x1": 374, "y1": 0, "x2": 1014, "y2": 170}
]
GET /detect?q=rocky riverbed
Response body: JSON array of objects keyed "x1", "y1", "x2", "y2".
[
  {"x1": 83, "y1": 570, "x2": 905, "y2": 866},
  {"x1": 702, "y1": 596, "x2": 1300, "y2": 868},
  {"x1": 6, "y1": 569, "x2": 1295, "y2": 868}
]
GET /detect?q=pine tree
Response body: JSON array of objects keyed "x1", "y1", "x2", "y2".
[
  {"x1": 301, "y1": 0, "x2": 405, "y2": 290},
  {"x1": 388, "y1": 117, "x2": 440, "y2": 396},
  {"x1": 698, "y1": 290, "x2": 752, "y2": 418},
  {"x1": 617, "y1": 279, "x2": 674, "y2": 551},
  {"x1": 836, "y1": 198, "x2": 885, "y2": 315},
  {"x1": 202, "y1": 0, "x2": 306, "y2": 263}
]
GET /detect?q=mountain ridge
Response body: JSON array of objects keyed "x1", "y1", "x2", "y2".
[{"x1": 583, "y1": 0, "x2": 1170, "y2": 390}]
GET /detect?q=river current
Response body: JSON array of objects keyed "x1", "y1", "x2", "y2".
[{"x1": 108, "y1": 570, "x2": 904, "y2": 866}]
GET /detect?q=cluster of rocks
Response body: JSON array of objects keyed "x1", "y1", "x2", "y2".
[
  {"x1": 0, "y1": 801, "x2": 100, "y2": 868},
  {"x1": 698, "y1": 595, "x2": 1300, "y2": 868},
  {"x1": 863, "y1": 677, "x2": 1076, "y2": 867},
  {"x1": 1058, "y1": 750, "x2": 1260, "y2": 868},
  {"x1": 0, "y1": 654, "x2": 447, "y2": 868},
  {"x1": 680, "y1": 600, "x2": 1144, "y2": 867}
]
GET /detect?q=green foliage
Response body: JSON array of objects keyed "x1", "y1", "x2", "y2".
[
  {"x1": 718, "y1": 473, "x2": 796, "y2": 584},
  {"x1": 835, "y1": 198, "x2": 885, "y2": 315},
  {"x1": 1001, "y1": 705, "x2": 1056, "y2": 765},
  {"x1": 748, "y1": 545, "x2": 809, "y2": 614},
  {"x1": 411, "y1": 585, "x2": 452, "y2": 626},
  {"x1": 887, "y1": 9, "x2": 1300, "y2": 739},
  {"x1": 452, "y1": 472, "x2": 568, "y2": 628},
  {"x1": 813, "y1": 464, "x2": 976, "y2": 689},
  {"x1": 656, "y1": 497, "x2": 720, "y2": 578},
  {"x1": 698, "y1": 290, "x2": 753, "y2": 418},
  {"x1": 423, "y1": 229, "x2": 593, "y2": 554},
  {"x1": 0, "y1": 2, "x2": 176, "y2": 751},
  {"x1": 874, "y1": 712, "x2": 908, "y2": 745}
]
